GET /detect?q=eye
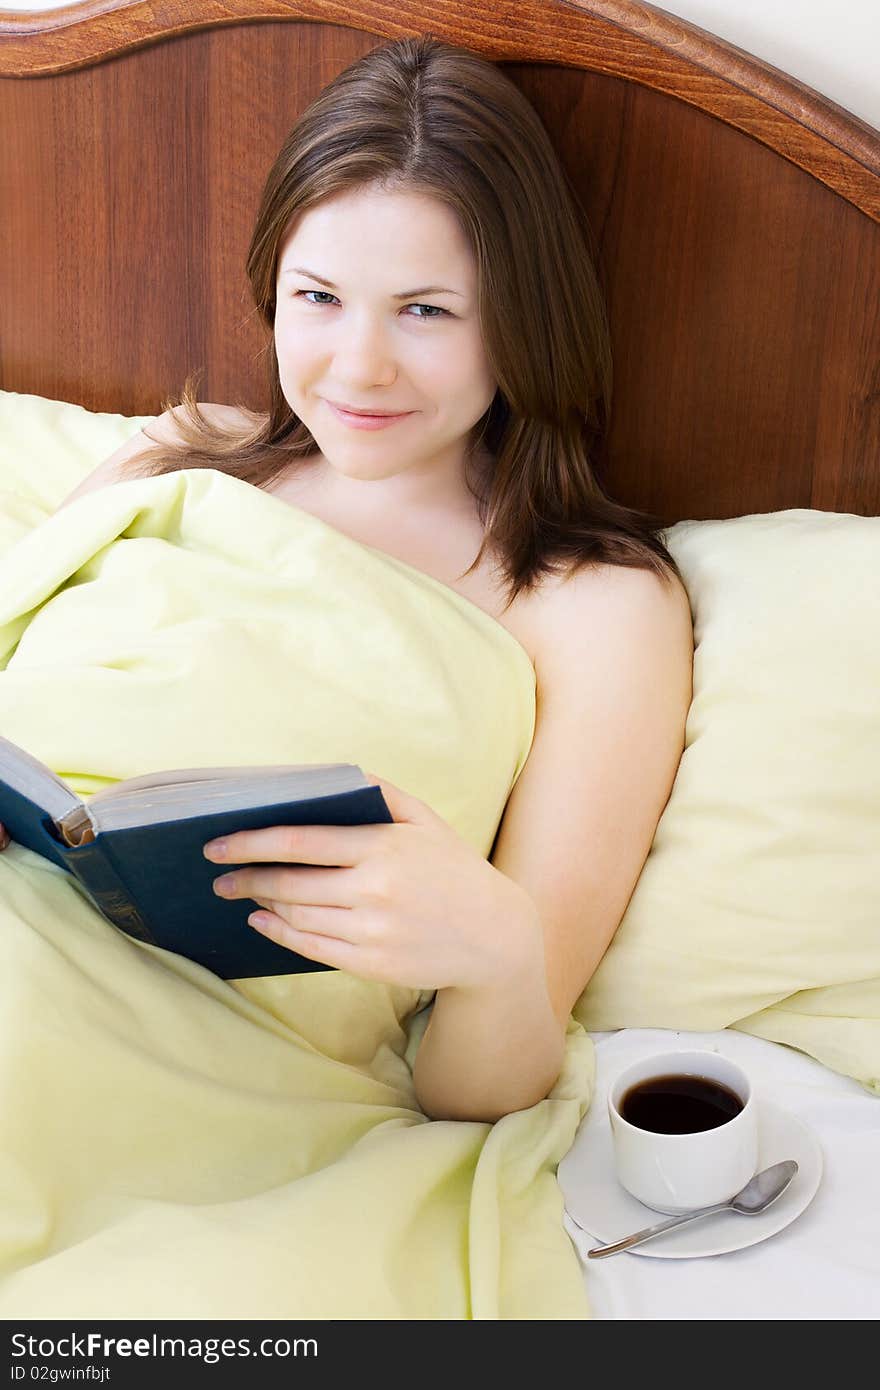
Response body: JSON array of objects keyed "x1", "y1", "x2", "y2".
[
  {"x1": 295, "y1": 291, "x2": 448, "y2": 320},
  {"x1": 406, "y1": 303, "x2": 447, "y2": 320},
  {"x1": 298, "y1": 290, "x2": 340, "y2": 307}
]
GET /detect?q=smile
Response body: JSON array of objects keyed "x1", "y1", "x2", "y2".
[{"x1": 326, "y1": 402, "x2": 414, "y2": 430}]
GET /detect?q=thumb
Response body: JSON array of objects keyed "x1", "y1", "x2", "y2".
[{"x1": 362, "y1": 772, "x2": 434, "y2": 826}]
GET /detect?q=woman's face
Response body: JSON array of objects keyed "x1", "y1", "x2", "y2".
[{"x1": 274, "y1": 186, "x2": 497, "y2": 492}]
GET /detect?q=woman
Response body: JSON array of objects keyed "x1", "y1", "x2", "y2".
[{"x1": 0, "y1": 34, "x2": 692, "y2": 1318}]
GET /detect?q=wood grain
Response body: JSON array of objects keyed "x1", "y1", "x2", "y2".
[
  {"x1": 1, "y1": 1, "x2": 877, "y2": 218},
  {"x1": 1, "y1": 1, "x2": 877, "y2": 518}
]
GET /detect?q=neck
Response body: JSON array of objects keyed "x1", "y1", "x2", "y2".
[{"x1": 302, "y1": 446, "x2": 492, "y2": 519}]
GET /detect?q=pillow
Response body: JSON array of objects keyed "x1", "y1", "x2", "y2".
[
  {"x1": 3, "y1": 395, "x2": 878, "y2": 1092},
  {"x1": 573, "y1": 509, "x2": 880, "y2": 1096},
  {"x1": 0, "y1": 389, "x2": 155, "y2": 552}
]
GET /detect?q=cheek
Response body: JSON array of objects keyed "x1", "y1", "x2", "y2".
[
  {"x1": 454, "y1": 328, "x2": 496, "y2": 392},
  {"x1": 425, "y1": 330, "x2": 493, "y2": 392},
  {"x1": 274, "y1": 318, "x2": 306, "y2": 364},
  {"x1": 456, "y1": 343, "x2": 497, "y2": 411},
  {"x1": 274, "y1": 329, "x2": 318, "y2": 396}
]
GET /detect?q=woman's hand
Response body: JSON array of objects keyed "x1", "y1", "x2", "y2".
[
  {"x1": 0, "y1": 823, "x2": 10, "y2": 851},
  {"x1": 202, "y1": 774, "x2": 543, "y2": 992}
]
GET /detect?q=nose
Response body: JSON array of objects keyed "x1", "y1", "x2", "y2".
[{"x1": 331, "y1": 312, "x2": 397, "y2": 388}]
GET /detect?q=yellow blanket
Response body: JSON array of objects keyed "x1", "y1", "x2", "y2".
[{"x1": 0, "y1": 469, "x2": 595, "y2": 1319}]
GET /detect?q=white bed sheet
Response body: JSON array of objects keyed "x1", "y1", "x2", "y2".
[{"x1": 562, "y1": 1028, "x2": 880, "y2": 1320}]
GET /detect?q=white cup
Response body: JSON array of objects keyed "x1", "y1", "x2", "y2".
[{"x1": 607, "y1": 1049, "x2": 759, "y2": 1214}]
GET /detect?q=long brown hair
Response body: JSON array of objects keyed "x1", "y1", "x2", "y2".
[{"x1": 127, "y1": 33, "x2": 683, "y2": 609}]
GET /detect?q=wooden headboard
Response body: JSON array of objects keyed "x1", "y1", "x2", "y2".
[{"x1": 1, "y1": 0, "x2": 878, "y2": 523}]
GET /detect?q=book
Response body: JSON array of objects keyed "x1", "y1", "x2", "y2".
[{"x1": 0, "y1": 734, "x2": 393, "y2": 978}]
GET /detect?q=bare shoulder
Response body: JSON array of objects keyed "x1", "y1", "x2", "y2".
[
  {"x1": 54, "y1": 401, "x2": 260, "y2": 513},
  {"x1": 531, "y1": 559, "x2": 692, "y2": 636},
  {"x1": 144, "y1": 401, "x2": 261, "y2": 445},
  {"x1": 528, "y1": 561, "x2": 694, "y2": 692}
]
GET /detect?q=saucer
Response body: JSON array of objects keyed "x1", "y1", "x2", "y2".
[{"x1": 559, "y1": 1096, "x2": 822, "y2": 1259}]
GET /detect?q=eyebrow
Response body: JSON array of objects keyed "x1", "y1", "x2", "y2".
[{"x1": 282, "y1": 266, "x2": 463, "y2": 298}]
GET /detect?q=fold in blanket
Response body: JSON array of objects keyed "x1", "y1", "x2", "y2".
[{"x1": 0, "y1": 469, "x2": 595, "y2": 1319}]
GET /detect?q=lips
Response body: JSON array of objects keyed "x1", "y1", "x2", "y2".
[
  {"x1": 325, "y1": 400, "x2": 414, "y2": 431},
  {"x1": 328, "y1": 401, "x2": 409, "y2": 417}
]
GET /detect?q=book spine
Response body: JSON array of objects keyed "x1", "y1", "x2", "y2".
[{"x1": 57, "y1": 839, "x2": 157, "y2": 945}]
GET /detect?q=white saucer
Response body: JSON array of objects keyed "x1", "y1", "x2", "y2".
[{"x1": 559, "y1": 1095, "x2": 823, "y2": 1259}]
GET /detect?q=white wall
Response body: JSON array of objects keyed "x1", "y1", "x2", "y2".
[
  {"x1": 655, "y1": 0, "x2": 879, "y2": 129},
  {"x1": 1, "y1": 0, "x2": 877, "y2": 130}
]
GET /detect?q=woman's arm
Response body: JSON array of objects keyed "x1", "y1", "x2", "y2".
[
  {"x1": 191, "y1": 560, "x2": 692, "y2": 1124},
  {"x1": 412, "y1": 563, "x2": 694, "y2": 1121},
  {"x1": 412, "y1": 939, "x2": 565, "y2": 1123}
]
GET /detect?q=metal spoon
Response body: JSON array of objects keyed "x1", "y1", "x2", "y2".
[{"x1": 572, "y1": 1159, "x2": 799, "y2": 1259}]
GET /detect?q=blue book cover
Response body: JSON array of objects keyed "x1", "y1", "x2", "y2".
[{"x1": 0, "y1": 736, "x2": 392, "y2": 978}]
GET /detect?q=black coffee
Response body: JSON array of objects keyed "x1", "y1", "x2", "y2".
[{"x1": 619, "y1": 1074, "x2": 744, "y2": 1134}]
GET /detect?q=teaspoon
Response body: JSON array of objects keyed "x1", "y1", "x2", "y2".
[{"x1": 570, "y1": 1159, "x2": 799, "y2": 1259}]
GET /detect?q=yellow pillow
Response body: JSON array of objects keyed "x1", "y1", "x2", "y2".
[
  {"x1": 574, "y1": 509, "x2": 880, "y2": 1095},
  {"x1": 0, "y1": 389, "x2": 154, "y2": 550}
]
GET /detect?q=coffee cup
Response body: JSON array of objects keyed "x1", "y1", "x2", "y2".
[{"x1": 607, "y1": 1049, "x2": 759, "y2": 1213}]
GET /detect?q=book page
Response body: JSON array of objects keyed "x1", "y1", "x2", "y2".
[
  {"x1": 89, "y1": 763, "x2": 342, "y2": 801},
  {"x1": 86, "y1": 763, "x2": 369, "y2": 832}
]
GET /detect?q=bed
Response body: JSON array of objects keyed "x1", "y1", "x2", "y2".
[{"x1": 1, "y1": 0, "x2": 878, "y2": 1322}]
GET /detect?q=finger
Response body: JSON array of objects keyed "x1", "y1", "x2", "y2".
[
  {"x1": 212, "y1": 864, "x2": 361, "y2": 908},
  {"x1": 203, "y1": 822, "x2": 388, "y2": 868},
  {"x1": 247, "y1": 909, "x2": 359, "y2": 970},
  {"x1": 246, "y1": 895, "x2": 357, "y2": 942}
]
